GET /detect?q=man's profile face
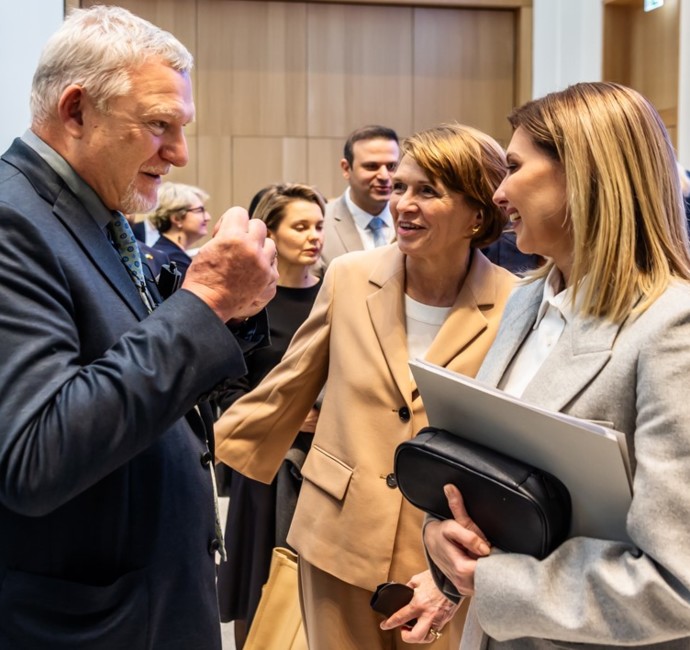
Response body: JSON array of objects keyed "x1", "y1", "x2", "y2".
[
  {"x1": 74, "y1": 59, "x2": 195, "y2": 214},
  {"x1": 341, "y1": 138, "x2": 400, "y2": 215}
]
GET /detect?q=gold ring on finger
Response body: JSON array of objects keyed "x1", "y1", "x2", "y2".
[{"x1": 428, "y1": 627, "x2": 442, "y2": 641}]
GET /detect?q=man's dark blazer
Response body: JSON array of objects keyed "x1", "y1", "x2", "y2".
[
  {"x1": 0, "y1": 139, "x2": 247, "y2": 649},
  {"x1": 482, "y1": 229, "x2": 542, "y2": 276},
  {"x1": 131, "y1": 219, "x2": 147, "y2": 242},
  {"x1": 139, "y1": 241, "x2": 169, "y2": 278}
]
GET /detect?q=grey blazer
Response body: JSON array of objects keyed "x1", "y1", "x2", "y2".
[
  {"x1": 441, "y1": 278, "x2": 690, "y2": 650},
  {"x1": 321, "y1": 193, "x2": 365, "y2": 267}
]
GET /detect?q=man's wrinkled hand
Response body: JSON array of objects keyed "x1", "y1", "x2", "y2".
[{"x1": 183, "y1": 207, "x2": 278, "y2": 322}]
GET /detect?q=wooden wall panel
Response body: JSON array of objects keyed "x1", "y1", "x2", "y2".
[
  {"x1": 195, "y1": 0, "x2": 234, "y2": 138},
  {"x1": 197, "y1": 135, "x2": 233, "y2": 218},
  {"x1": 514, "y1": 5, "x2": 531, "y2": 106},
  {"x1": 197, "y1": 0, "x2": 307, "y2": 137},
  {"x1": 629, "y1": 0, "x2": 678, "y2": 125},
  {"x1": 306, "y1": 3, "x2": 414, "y2": 138},
  {"x1": 603, "y1": 6, "x2": 632, "y2": 85},
  {"x1": 231, "y1": 137, "x2": 308, "y2": 208},
  {"x1": 413, "y1": 7, "x2": 514, "y2": 143},
  {"x1": 308, "y1": 137, "x2": 348, "y2": 200},
  {"x1": 603, "y1": 0, "x2": 679, "y2": 145},
  {"x1": 79, "y1": 0, "x2": 530, "y2": 221},
  {"x1": 82, "y1": 0, "x2": 195, "y2": 46}
]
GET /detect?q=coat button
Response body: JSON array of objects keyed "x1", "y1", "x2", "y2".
[
  {"x1": 200, "y1": 451, "x2": 213, "y2": 467},
  {"x1": 385, "y1": 473, "x2": 398, "y2": 489},
  {"x1": 398, "y1": 406, "x2": 410, "y2": 422},
  {"x1": 208, "y1": 538, "x2": 221, "y2": 555}
]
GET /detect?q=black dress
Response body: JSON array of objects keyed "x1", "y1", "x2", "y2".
[{"x1": 216, "y1": 281, "x2": 321, "y2": 627}]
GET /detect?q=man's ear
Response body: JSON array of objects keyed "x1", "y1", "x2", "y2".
[
  {"x1": 57, "y1": 85, "x2": 87, "y2": 138},
  {"x1": 340, "y1": 158, "x2": 351, "y2": 180}
]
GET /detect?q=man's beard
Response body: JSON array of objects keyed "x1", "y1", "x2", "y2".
[{"x1": 121, "y1": 179, "x2": 157, "y2": 215}]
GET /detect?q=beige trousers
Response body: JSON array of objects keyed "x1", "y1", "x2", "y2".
[{"x1": 298, "y1": 558, "x2": 467, "y2": 650}]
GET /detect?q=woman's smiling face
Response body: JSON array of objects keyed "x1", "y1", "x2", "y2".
[
  {"x1": 493, "y1": 126, "x2": 572, "y2": 277},
  {"x1": 390, "y1": 154, "x2": 480, "y2": 262}
]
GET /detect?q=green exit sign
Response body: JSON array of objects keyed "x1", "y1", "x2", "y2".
[{"x1": 644, "y1": 0, "x2": 664, "y2": 11}]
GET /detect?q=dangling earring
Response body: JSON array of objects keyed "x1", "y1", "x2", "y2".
[
  {"x1": 174, "y1": 222, "x2": 183, "y2": 245},
  {"x1": 472, "y1": 211, "x2": 482, "y2": 235}
]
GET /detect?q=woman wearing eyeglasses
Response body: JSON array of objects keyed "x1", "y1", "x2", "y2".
[{"x1": 149, "y1": 181, "x2": 211, "y2": 279}]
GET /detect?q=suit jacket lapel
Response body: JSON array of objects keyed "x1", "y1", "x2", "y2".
[
  {"x1": 4, "y1": 139, "x2": 149, "y2": 320},
  {"x1": 477, "y1": 275, "x2": 622, "y2": 412},
  {"x1": 334, "y1": 196, "x2": 365, "y2": 253},
  {"x1": 476, "y1": 279, "x2": 543, "y2": 387},
  {"x1": 367, "y1": 247, "x2": 412, "y2": 400},
  {"x1": 55, "y1": 190, "x2": 150, "y2": 319},
  {"x1": 367, "y1": 249, "x2": 506, "y2": 401},
  {"x1": 521, "y1": 311, "x2": 620, "y2": 412},
  {"x1": 425, "y1": 252, "x2": 497, "y2": 371}
]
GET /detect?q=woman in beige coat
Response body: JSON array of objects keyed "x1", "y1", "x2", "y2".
[{"x1": 215, "y1": 124, "x2": 515, "y2": 649}]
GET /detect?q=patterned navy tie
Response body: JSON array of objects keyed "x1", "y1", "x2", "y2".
[
  {"x1": 367, "y1": 216, "x2": 388, "y2": 247},
  {"x1": 108, "y1": 212, "x2": 153, "y2": 312}
]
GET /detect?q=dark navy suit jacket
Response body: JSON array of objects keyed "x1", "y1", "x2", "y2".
[
  {"x1": 0, "y1": 139, "x2": 247, "y2": 649},
  {"x1": 482, "y1": 229, "x2": 542, "y2": 276},
  {"x1": 139, "y1": 241, "x2": 169, "y2": 279},
  {"x1": 130, "y1": 219, "x2": 147, "y2": 243},
  {"x1": 152, "y1": 235, "x2": 193, "y2": 280}
]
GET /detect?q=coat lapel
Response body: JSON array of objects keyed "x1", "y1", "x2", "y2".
[
  {"x1": 54, "y1": 190, "x2": 151, "y2": 320},
  {"x1": 521, "y1": 311, "x2": 620, "y2": 412},
  {"x1": 4, "y1": 139, "x2": 149, "y2": 320},
  {"x1": 366, "y1": 249, "x2": 506, "y2": 401},
  {"x1": 425, "y1": 252, "x2": 497, "y2": 371},
  {"x1": 476, "y1": 279, "x2": 543, "y2": 387},
  {"x1": 478, "y1": 275, "x2": 623, "y2": 412},
  {"x1": 367, "y1": 247, "x2": 413, "y2": 400},
  {"x1": 334, "y1": 196, "x2": 365, "y2": 253}
]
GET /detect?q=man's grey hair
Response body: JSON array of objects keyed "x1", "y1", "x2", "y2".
[{"x1": 30, "y1": 5, "x2": 193, "y2": 127}]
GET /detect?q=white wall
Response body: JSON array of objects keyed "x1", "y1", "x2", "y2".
[
  {"x1": 532, "y1": 0, "x2": 603, "y2": 99},
  {"x1": 0, "y1": 1, "x2": 64, "y2": 153}
]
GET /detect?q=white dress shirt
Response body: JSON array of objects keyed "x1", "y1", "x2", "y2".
[
  {"x1": 344, "y1": 188, "x2": 394, "y2": 250},
  {"x1": 499, "y1": 266, "x2": 577, "y2": 398}
]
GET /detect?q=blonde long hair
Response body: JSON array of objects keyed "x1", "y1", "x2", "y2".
[{"x1": 510, "y1": 82, "x2": 690, "y2": 322}]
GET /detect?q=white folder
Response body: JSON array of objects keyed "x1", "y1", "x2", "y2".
[{"x1": 410, "y1": 358, "x2": 633, "y2": 543}]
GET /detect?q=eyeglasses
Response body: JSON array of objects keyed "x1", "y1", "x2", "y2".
[{"x1": 187, "y1": 206, "x2": 206, "y2": 214}]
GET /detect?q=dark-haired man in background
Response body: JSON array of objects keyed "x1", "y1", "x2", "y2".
[{"x1": 321, "y1": 124, "x2": 400, "y2": 267}]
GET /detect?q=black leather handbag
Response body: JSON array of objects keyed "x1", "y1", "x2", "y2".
[{"x1": 394, "y1": 427, "x2": 571, "y2": 559}]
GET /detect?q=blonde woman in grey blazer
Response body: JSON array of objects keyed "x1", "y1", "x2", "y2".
[{"x1": 399, "y1": 83, "x2": 690, "y2": 649}]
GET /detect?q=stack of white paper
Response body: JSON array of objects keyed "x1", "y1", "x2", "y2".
[{"x1": 410, "y1": 359, "x2": 632, "y2": 542}]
